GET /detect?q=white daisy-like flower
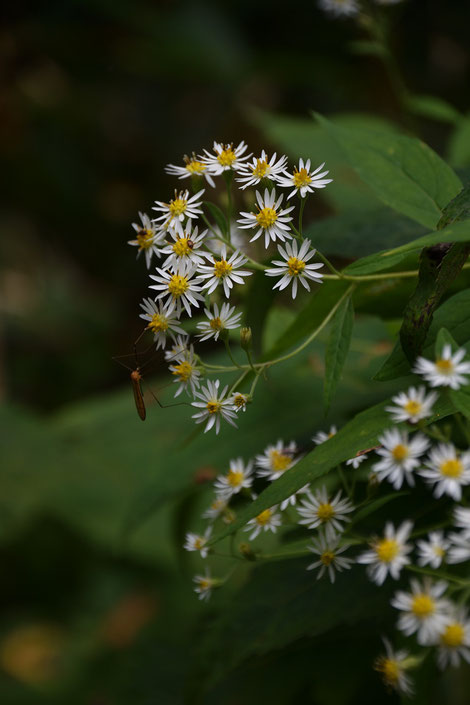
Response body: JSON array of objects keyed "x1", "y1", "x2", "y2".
[
  {"x1": 191, "y1": 379, "x2": 238, "y2": 434},
  {"x1": 357, "y1": 520, "x2": 413, "y2": 585},
  {"x1": 236, "y1": 151, "x2": 288, "y2": 190},
  {"x1": 391, "y1": 578, "x2": 450, "y2": 646},
  {"x1": 149, "y1": 262, "x2": 204, "y2": 317},
  {"x1": 168, "y1": 344, "x2": 201, "y2": 397},
  {"x1": 297, "y1": 486, "x2": 354, "y2": 538},
  {"x1": 385, "y1": 385, "x2": 438, "y2": 424},
  {"x1": 244, "y1": 506, "x2": 282, "y2": 540},
  {"x1": 164, "y1": 333, "x2": 190, "y2": 362},
  {"x1": 280, "y1": 485, "x2": 310, "y2": 511},
  {"x1": 255, "y1": 439, "x2": 298, "y2": 481},
  {"x1": 346, "y1": 453, "x2": 369, "y2": 468},
  {"x1": 435, "y1": 608, "x2": 470, "y2": 669},
  {"x1": 312, "y1": 426, "x2": 337, "y2": 445},
  {"x1": 128, "y1": 212, "x2": 165, "y2": 268},
  {"x1": 196, "y1": 302, "x2": 243, "y2": 342},
  {"x1": 318, "y1": 0, "x2": 360, "y2": 17},
  {"x1": 165, "y1": 153, "x2": 215, "y2": 187},
  {"x1": 453, "y1": 505, "x2": 470, "y2": 534},
  {"x1": 230, "y1": 392, "x2": 250, "y2": 413},
  {"x1": 374, "y1": 639, "x2": 414, "y2": 697},
  {"x1": 237, "y1": 188, "x2": 295, "y2": 249},
  {"x1": 159, "y1": 223, "x2": 208, "y2": 270},
  {"x1": 139, "y1": 298, "x2": 186, "y2": 349},
  {"x1": 275, "y1": 159, "x2": 333, "y2": 199},
  {"x1": 416, "y1": 531, "x2": 449, "y2": 569},
  {"x1": 372, "y1": 429, "x2": 429, "y2": 489},
  {"x1": 265, "y1": 239, "x2": 324, "y2": 299},
  {"x1": 201, "y1": 141, "x2": 250, "y2": 175},
  {"x1": 193, "y1": 568, "x2": 217, "y2": 601},
  {"x1": 447, "y1": 532, "x2": 470, "y2": 564},
  {"x1": 183, "y1": 526, "x2": 212, "y2": 558},
  {"x1": 197, "y1": 246, "x2": 252, "y2": 298},
  {"x1": 153, "y1": 189, "x2": 205, "y2": 232},
  {"x1": 203, "y1": 497, "x2": 228, "y2": 521},
  {"x1": 306, "y1": 530, "x2": 353, "y2": 583},
  {"x1": 214, "y1": 458, "x2": 254, "y2": 500},
  {"x1": 419, "y1": 443, "x2": 470, "y2": 501},
  {"x1": 413, "y1": 344, "x2": 470, "y2": 390}
]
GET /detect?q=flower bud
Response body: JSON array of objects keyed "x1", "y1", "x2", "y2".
[{"x1": 240, "y1": 326, "x2": 252, "y2": 351}]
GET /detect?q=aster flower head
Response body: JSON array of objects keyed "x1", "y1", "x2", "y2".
[
  {"x1": 159, "y1": 222, "x2": 208, "y2": 270},
  {"x1": 230, "y1": 392, "x2": 250, "y2": 413},
  {"x1": 357, "y1": 520, "x2": 413, "y2": 585},
  {"x1": 435, "y1": 608, "x2": 470, "y2": 669},
  {"x1": 165, "y1": 153, "x2": 215, "y2": 187},
  {"x1": 419, "y1": 443, "x2": 470, "y2": 500},
  {"x1": 453, "y1": 505, "x2": 470, "y2": 534},
  {"x1": 312, "y1": 426, "x2": 337, "y2": 445},
  {"x1": 318, "y1": 0, "x2": 360, "y2": 17},
  {"x1": 203, "y1": 497, "x2": 228, "y2": 521},
  {"x1": 297, "y1": 486, "x2": 354, "y2": 538},
  {"x1": 244, "y1": 506, "x2": 282, "y2": 540},
  {"x1": 447, "y1": 532, "x2": 470, "y2": 565},
  {"x1": 214, "y1": 458, "x2": 254, "y2": 500},
  {"x1": 164, "y1": 333, "x2": 190, "y2": 362},
  {"x1": 255, "y1": 439, "x2": 298, "y2": 481},
  {"x1": 265, "y1": 239, "x2": 323, "y2": 299},
  {"x1": 193, "y1": 568, "x2": 218, "y2": 601},
  {"x1": 276, "y1": 159, "x2": 333, "y2": 199},
  {"x1": 279, "y1": 485, "x2": 310, "y2": 511},
  {"x1": 149, "y1": 262, "x2": 204, "y2": 317},
  {"x1": 139, "y1": 298, "x2": 186, "y2": 349},
  {"x1": 197, "y1": 246, "x2": 252, "y2": 298},
  {"x1": 385, "y1": 385, "x2": 438, "y2": 424},
  {"x1": 374, "y1": 639, "x2": 414, "y2": 697},
  {"x1": 196, "y1": 302, "x2": 243, "y2": 342},
  {"x1": 372, "y1": 428, "x2": 430, "y2": 489},
  {"x1": 168, "y1": 344, "x2": 201, "y2": 397},
  {"x1": 416, "y1": 531, "x2": 449, "y2": 569},
  {"x1": 153, "y1": 189, "x2": 205, "y2": 232},
  {"x1": 128, "y1": 212, "x2": 165, "y2": 268},
  {"x1": 236, "y1": 150, "x2": 288, "y2": 190},
  {"x1": 346, "y1": 453, "x2": 369, "y2": 469},
  {"x1": 306, "y1": 530, "x2": 353, "y2": 583},
  {"x1": 237, "y1": 188, "x2": 295, "y2": 249},
  {"x1": 413, "y1": 344, "x2": 470, "y2": 390},
  {"x1": 183, "y1": 526, "x2": 212, "y2": 558},
  {"x1": 191, "y1": 379, "x2": 238, "y2": 434},
  {"x1": 391, "y1": 578, "x2": 450, "y2": 645},
  {"x1": 202, "y1": 140, "x2": 250, "y2": 175}
]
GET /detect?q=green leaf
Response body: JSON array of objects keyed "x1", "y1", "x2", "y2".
[
  {"x1": 323, "y1": 293, "x2": 354, "y2": 413},
  {"x1": 406, "y1": 94, "x2": 461, "y2": 125},
  {"x1": 435, "y1": 327, "x2": 459, "y2": 356},
  {"x1": 449, "y1": 389, "x2": 470, "y2": 420},
  {"x1": 204, "y1": 201, "x2": 227, "y2": 235},
  {"x1": 315, "y1": 113, "x2": 462, "y2": 229},
  {"x1": 448, "y1": 114, "x2": 470, "y2": 168}
]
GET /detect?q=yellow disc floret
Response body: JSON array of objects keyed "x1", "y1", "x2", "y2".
[
  {"x1": 375, "y1": 538, "x2": 399, "y2": 563},
  {"x1": 168, "y1": 195, "x2": 188, "y2": 218},
  {"x1": 392, "y1": 444, "x2": 409, "y2": 462},
  {"x1": 227, "y1": 470, "x2": 244, "y2": 487},
  {"x1": 411, "y1": 593, "x2": 435, "y2": 618},
  {"x1": 440, "y1": 458, "x2": 463, "y2": 477},
  {"x1": 287, "y1": 256, "x2": 306, "y2": 277},
  {"x1": 172, "y1": 361, "x2": 194, "y2": 382},
  {"x1": 270, "y1": 450, "x2": 292, "y2": 472},
  {"x1": 292, "y1": 167, "x2": 313, "y2": 189},
  {"x1": 441, "y1": 623, "x2": 465, "y2": 648},
  {"x1": 136, "y1": 229, "x2": 154, "y2": 250},
  {"x1": 206, "y1": 400, "x2": 221, "y2": 414},
  {"x1": 256, "y1": 207, "x2": 278, "y2": 229},
  {"x1": 168, "y1": 274, "x2": 189, "y2": 297},
  {"x1": 435, "y1": 358, "x2": 453, "y2": 374},
  {"x1": 404, "y1": 399, "x2": 422, "y2": 416},
  {"x1": 210, "y1": 316, "x2": 223, "y2": 331},
  {"x1": 252, "y1": 159, "x2": 270, "y2": 179},
  {"x1": 217, "y1": 146, "x2": 237, "y2": 167},
  {"x1": 320, "y1": 550, "x2": 335, "y2": 566},
  {"x1": 375, "y1": 657, "x2": 400, "y2": 687},
  {"x1": 172, "y1": 238, "x2": 192, "y2": 257},
  {"x1": 148, "y1": 313, "x2": 169, "y2": 333},
  {"x1": 213, "y1": 259, "x2": 233, "y2": 278},
  {"x1": 184, "y1": 157, "x2": 206, "y2": 174},
  {"x1": 316, "y1": 503, "x2": 335, "y2": 522},
  {"x1": 256, "y1": 509, "x2": 272, "y2": 526}
]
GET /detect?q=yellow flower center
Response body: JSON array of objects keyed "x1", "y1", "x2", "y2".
[
  {"x1": 227, "y1": 470, "x2": 244, "y2": 487},
  {"x1": 411, "y1": 593, "x2": 435, "y2": 618},
  {"x1": 256, "y1": 206, "x2": 278, "y2": 229},
  {"x1": 172, "y1": 237, "x2": 191, "y2": 257},
  {"x1": 392, "y1": 444, "x2": 409, "y2": 461},
  {"x1": 435, "y1": 358, "x2": 453, "y2": 374},
  {"x1": 194, "y1": 537, "x2": 204, "y2": 549},
  {"x1": 172, "y1": 361, "x2": 193, "y2": 382},
  {"x1": 376, "y1": 658, "x2": 400, "y2": 686},
  {"x1": 441, "y1": 623, "x2": 465, "y2": 648},
  {"x1": 320, "y1": 550, "x2": 335, "y2": 566},
  {"x1": 168, "y1": 274, "x2": 189, "y2": 297},
  {"x1": 168, "y1": 197, "x2": 187, "y2": 218},
  {"x1": 252, "y1": 159, "x2": 270, "y2": 179},
  {"x1": 185, "y1": 159, "x2": 206, "y2": 174},
  {"x1": 375, "y1": 538, "x2": 399, "y2": 563},
  {"x1": 404, "y1": 399, "x2": 422, "y2": 415},
  {"x1": 316, "y1": 503, "x2": 335, "y2": 522},
  {"x1": 148, "y1": 313, "x2": 169, "y2": 333},
  {"x1": 136, "y1": 229, "x2": 154, "y2": 249},
  {"x1": 287, "y1": 256, "x2": 306, "y2": 277},
  {"x1": 210, "y1": 316, "x2": 223, "y2": 331},
  {"x1": 217, "y1": 147, "x2": 237, "y2": 167},
  {"x1": 256, "y1": 509, "x2": 272, "y2": 526},
  {"x1": 270, "y1": 450, "x2": 292, "y2": 472},
  {"x1": 233, "y1": 393, "x2": 247, "y2": 409},
  {"x1": 433, "y1": 546, "x2": 445, "y2": 557},
  {"x1": 440, "y1": 458, "x2": 463, "y2": 478},
  {"x1": 206, "y1": 400, "x2": 221, "y2": 414},
  {"x1": 213, "y1": 259, "x2": 233, "y2": 278},
  {"x1": 292, "y1": 167, "x2": 312, "y2": 189},
  {"x1": 198, "y1": 578, "x2": 211, "y2": 590}
]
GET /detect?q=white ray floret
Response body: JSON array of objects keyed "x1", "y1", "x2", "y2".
[
  {"x1": 265, "y1": 239, "x2": 324, "y2": 299},
  {"x1": 201, "y1": 141, "x2": 250, "y2": 175},
  {"x1": 159, "y1": 223, "x2": 208, "y2": 270},
  {"x1": 214, "y1": 458, "x2": 255, "y2": 500},
  {"x1": 197, "y1": 246, "x2": 252, "y2": 298},
  {"x1": 153, "y1": 189, "x2": 205, "y2": 232},
  {"x1": 164, "y1": 333, "x2": 190, "y2": 362},
  {"x1": 416, "y1": 531, "x2": 449, "y2": 569},
  {"x1": 193, "y1": 568, "x2": 218, "y2": 601},
  {"x1": 191, "y1": 379, "x2": 238, "y2": 434},
  {"x1": 196, "y1": 302, "x2": 243, "y2": 342},
  {"x1": 139, "y1": 298, "x2": 186, "y2": 350},
  {"x1": 374, "y1": 639, "x2": 414, "y2": 697},
  {"x1": 203, "y1": 498, "x2": 228, "y2": 521},
  {"x1": 391, "y1": 578, "x2": 450, "y2": 645},
  {"x1": 297, "y1": 486, "x2": 354, "y2": 538},
  {"x1": 346, "y1": 453, "x2": 369, "y2": 468},
  {"x1": 318, "y1": 0, "x2": 360, "y2": 17},
  {"x1": 306, "y1": 530, "x2": 353, "y2": 583},
  {"x1": 454, "y1": 506, "x2": 470, "y2": 534},
  {"x1": 128, "y1": 212, "x2": 165, "y2": 268},
  {"x1": 385, "y1": 385, "x2": 438, "y2": 424},
  {"x1": 236, "y1": 150, "x2": 288, "y2": 189},
  {"x1": 255, "y1": 439, "x2": 298, "y2": 481},
  {"x1": 275, "y1": 159, "x2": 333, "y2": 199},
  {"x1": 244, "y1": 506, "x2": 282, "y2": 540},
  {"x1": 149, "y1": 262, "x2": 204, "y2": 317},
  {"x1": 312, "y1": 425, "x2": 337, "y2": 445},
  {"x1": 372, "y1": 429, "x2": 429, "y2": 489},
  {"x1": 230, "y1": 392, "x2": 250, "y2": 413},
  {"x1": 413, "y1": 344, "x2": 470, "y2": 390},
  {"x1": 447, "y1": 532, "x2": 470, "y2": 564},
  {"x1": 165, "y1": 153, "x2": 215, "y2": 187},
  {"x1": 435, "y1": 608, "x2": 470, "y2": 669},
  {"x1": 184, "y1": 526, "x2": 212, "y2": 558},
  {"x1": 168, "y1": 344, "x2": 201, "y2": 397},
  {"x1": 279, "y1": 485, "x2": 310, "y2": 511},
  {"x1": 237, "y1": 188, "x2": 295, "y2": 248},
  {"x1": 357, "y1": 520, "x2": 413, "y2": 585},
  {"x1": 419, "y1": 443, "x2": 470, "y2": 501}
]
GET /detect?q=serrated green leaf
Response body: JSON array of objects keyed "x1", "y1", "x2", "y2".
[
  {"x1": 323, "y1": 293, "x2": 354, "y2": 414},
  {"x1": 406, "y1": 94, "x2": 461, "y2": 125},
  {"x1": 204, "y1": 201, "x2": 227, "y2": 235},
  {"x1": 315, "y1": 113, "x2": 462, "y2": 229}
]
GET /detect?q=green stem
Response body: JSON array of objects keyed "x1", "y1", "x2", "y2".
[
  {"x1": 406, "y1": 564, "x2": 470, "y2": 587},
  {"x1": 224, "y1": 171, "x2": 234, "y2": 243},
  {"x1": 229, "y1": 369, "x2": 249, "y2": 396},
  {"x1": 315, "y1": 250, "x2": 343, "y2": 277},
  {"x1": 298, "y1": 197, "x2": 306, "y2": 238},
  {"x1": 337, "y1": 464, "x2": 352, "y2": 500},
  {"x1": 224, "y1": 339, "x2": 242, "y2": 369}
]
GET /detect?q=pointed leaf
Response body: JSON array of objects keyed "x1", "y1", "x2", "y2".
[{"x1": 323, "y1": 293, "x2": 354, "y2": 413}]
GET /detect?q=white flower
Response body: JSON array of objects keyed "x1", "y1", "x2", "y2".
[
  {"x1": 164, "y1": 333, "x2": 190, "y2": 362},
  {"x1": 153, "y1": 189, "x2": 205, "y2": 232},
  {"x1": 159, "y1": 223, "x2": 208, "y2": 270},
  {"x1": 244, "y1": 506, "x2": 282, "y2": 540},
  {"x1": 275, "y1": 159, "x2": 333, "y2": 199},
  {"x1": 214, "y1": 458, "x2": 254, "y2": 500},
  {"x1": 265, "y1": 239, "x2": 323, "y2": 299},
  {"x1": 372, "y1": 429, "x2": 429, "y2": 489},
  {"x1": 255, "y1": 439, "x2": 298, "y2": 481},
  {"x1": 312, "y1": 426, "x2": 337, "y2": 445},
  {"x1": 201, "y1": 141, "x2": 250, "y2": 175},
  {"x1": 416, "y1": 531, "x2": 449, "y2": 569},
  {"x1": 346, "y1": 453, "x2": 369, "y2": 468},
  {"x1": 385, "y1": 385, "x2": 438, "y2": 424},
  {"x1": 318, "y1": 0, "x2": 360, "y2": 17},
  {"x1": 149, "y1": 262, "x2": 204, "y2": 317},
  {"x1": 191, "y1": 379, "x2": 238, "y2": 434},
  {"x1": 237, "y1": 188, "x2": 294, "y2": 248},
  {"x1": 184, "y1": 526, "x2": 212, "y2": 558},
  {"x1": 193, "y1": 569, "x2": 217, "y2": 601},
  {"x1": 297, "y1": 486, "x2": 354, "y2": 538},
  {"x1": 230, "y1": 392, "x2": 250, "y2": 413},
  {"x1": 197, "y1": 246, "x2": 252, "y2": 298},
  {"x1": 165, "y1": 153, "x2": 215, "y2": 187},
  {"x1": 419, "y1": 443, "x2": 470, "y2": 501},
  {"x1": 435, "y1": 608, "x2": 470, "y2": 669},
  {"x1": 374, "y1": 639, "x2": 414, "y2": 697},
  {"x1": 391, "y1": 578, "x2": 450, "y2": 645},
  {"x1": 139, "y1": 298, "x2": 186, "y2": 349},
  {"x1": 236, "y1": 150, "x2": 288, "y2": 189},
  {"x1": 196, "y1": 302, "x2": 242, "y2": 342},
  {"x1": 453, "y1": 505, "x2": 470, "y2": 534},
  {"x1": 128, "y1": 212, "x2": 165, "y2": 268},
  {"x1": 413, "y1": 344, "x2": 470, "y2": 390},
  {"x1": 306, "y1": 530, "x2": 353, "y2": 583},
  {"x1": 168, "y1": 344, "x2": 201, "y2": 397},
  {"x1": 447, "y1": 532, "x2": 470, "y2": 564},
  {"x1": 357, "y1": 520, "x2": 413, "y2": 585},
  {"x1": 280, "y1": 485, "x2": 310, "y2": 511},
  {"x1": 203, "y1": 498, "x2": 228, "y2": 521}
]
